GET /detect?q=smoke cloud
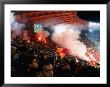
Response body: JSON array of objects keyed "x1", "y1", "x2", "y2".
[
  {"x1": 51, "y1": 24, "x2": 90, "y2": 61},
  {"x1": 11, "y1": 12, "x2": 25, "y2": 37}
]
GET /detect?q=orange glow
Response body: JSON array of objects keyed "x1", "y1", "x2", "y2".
[
  {"x1": 36, "y1": 30, "x2": 47, "y2": 43},
  {"x1": 60, "y1": 53, "x2": 65, "y2": 58},
  {"x1": 56, "y1": 47, "x2": 68, "y2": 58},
  {"x1": 38, "y1": 37, "x2": 42, "y2": 41},
  {"x1": 89, "y1": 59, "x2": 96, "y2": 67}
]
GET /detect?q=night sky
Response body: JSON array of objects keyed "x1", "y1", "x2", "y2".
[{"x1": 77, "y1": 11, "x2": 100, "y2": 22}]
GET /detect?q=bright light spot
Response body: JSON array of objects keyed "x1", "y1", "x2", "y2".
[
  {"x1": 44, "y1": 40, "x2": 47, "y2": 43},
  {"x1": 76, "y1": 59, "x2": 78, "y2": 63},
  {"x1": 28, "y1": 40, "x2": 30, "y2": 43},
  {"x1": 89, "y1": 29, "x2": 93, "y2": 32},
  {"x1": 38, "y1": 37, "x2": 42, "y2": 40},
  {"x1": 88, "y1": 22, "x2": 100, "y2": 31},
  {"x1": 89, "y1": 22, "x2": 100, "y2": 28}
]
